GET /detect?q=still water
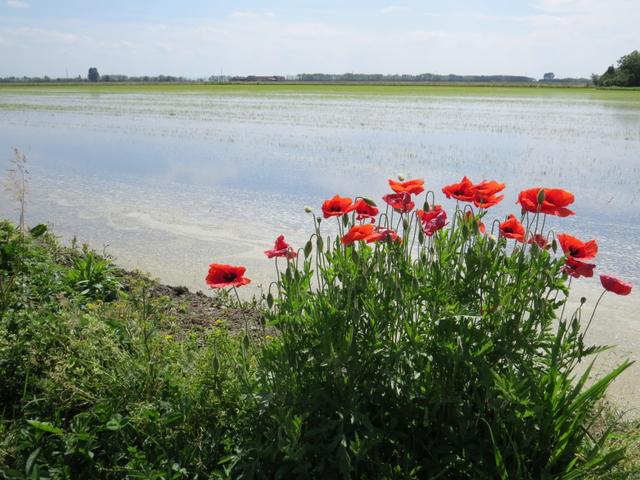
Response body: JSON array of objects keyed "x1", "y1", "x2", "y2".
[
  {"x1": 3, "y1": 86, "x2": 640, "y2": 413},
  {"x1": 1, "y1": 87, "x2": 639, "y2": 295}
]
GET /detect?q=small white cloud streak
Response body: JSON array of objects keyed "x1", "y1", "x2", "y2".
[
  {"x1": 6, "y1": 0, "x2": 29, "y2": 9},
  {"x1": 380, "y1": 5, "x2": 409, "y2": 14}
]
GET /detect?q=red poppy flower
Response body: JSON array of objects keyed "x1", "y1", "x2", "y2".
[
  {"x1": 473, "y1": 180, "x2": 505, "y2": 197},
  {"x1": 322, "y1": 195, "x2": 355, "y2": 219},
  {"x1": 517, "y1": 188, "x2": 575, "y2": 217},
  {"x1": 473, "y1": 194, "x2": 504, "y2": 209},
  {"x1": 557, "y1": 234, "x2": 598, "y2": 260},
  {"x1": 442, "y1": 176, "x2": 475, "y2": 202},
  {"x1": 388, "y1": 178, "x2": 425, "y2": 195},
  {"x1": 563, "y1": 257, "x2": 595, "y2": 278},
  {"x1": 528, "y1": 234, "x2": 550, "y2": 249},
  {"x1": 472, "y1": 180, "x2": 505, "y2": 209},
  {"x1": 366, "y1": 226, "x2": 401, "y2": 243},
  {"x1": 353, "y1": 198, "x2": 379, "y2": 222},
  {"x1": 465, "y1": 211, "x2": 486, "y2": 234},
  {"x1": 341, "y1": 224, "x2": 375, "y2": 245},
  {"x1": 383, "y1": 192, "x2": 415, "y2": 213},
  {"x1": 600, "y1": 275, "x2": 632, "y2": 295},
  {"x1": 206, "y1": 264, "x2": 251, "y2": 288},
  {"x1": 417, "y1": 205, "x2": 447, "y2": 236},
  {"x1": 499, "y1": 214, "x2": 525, "y2": 242},
  {"x1": 264, "y1": 234, "x2": 298, "y2": 259}
]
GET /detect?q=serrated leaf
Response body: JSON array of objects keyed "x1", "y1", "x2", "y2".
[{"x1": 27, "y1": 420, "x2": 63, "y2": 435}]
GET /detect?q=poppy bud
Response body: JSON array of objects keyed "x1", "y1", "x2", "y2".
[
  {"x1": 266, "y1": 292, "x2": 273, "y2": 308},
  {"x1": 398, "y1": 173, "x2": 406, "y2": 181},
  {"x1": 316, "y1": 235, "x2": 324, "y2": 251},
  {"x1": 537, "y1": 189, "x2": 546, "y2": 204},
  {"x1": 304, "y1": 206, "x2": 313, "y2": 213},
  {"x1": 304, "y1": 240, "x2": 313, "y2": 258},
  {"x1": 403, "y1": 218, "x2": 409, "y2": 231},
  {"x1": 242, "y1": 334, "x2": 250, "y2": 357},
  {"x1": 551, "y1": 239, "x2": 558, "y2": 253},
  {"x1": 580, "y1": 297, "x2": 586, "y2": 304},
  {"x1": 212, "y1": 355, "x2": 220, "y2": 373}
]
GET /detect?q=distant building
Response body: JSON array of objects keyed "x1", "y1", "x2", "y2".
[
  {"x1": 542, "y1": 72, "x2": 555, "y2": 81},
  {"x1": 230, "y1": 75, "x2": 286, "y2": 82}
]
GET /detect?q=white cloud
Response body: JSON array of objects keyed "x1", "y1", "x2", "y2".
[
  {"x1": 380, "y1": 5, "x2": 409, "y2": 14},
  {"x1": 6, "y1": 0, "x2": 29, "y2": 9},
  {"x1": 229, "y1": 10, "x2": 275, "y2": 19}
]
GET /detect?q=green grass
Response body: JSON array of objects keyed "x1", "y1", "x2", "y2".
[{"x1": 1, "y1": 82, "x2": 640, "y2": 103}]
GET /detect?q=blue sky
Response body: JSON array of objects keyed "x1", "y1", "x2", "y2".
[{"x1": 1, "y1": 0, "x2": 637, "y2": 78}]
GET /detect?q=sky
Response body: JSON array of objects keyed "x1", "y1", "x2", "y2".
[{"x1": 0, "y1": 0, "x2": 638, "y2": 79}]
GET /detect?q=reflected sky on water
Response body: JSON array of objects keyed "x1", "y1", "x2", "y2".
[{"x1": 1, "y1": 88, "x2": 639, "y2": 293}]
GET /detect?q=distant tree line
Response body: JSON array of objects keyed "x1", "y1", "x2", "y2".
[
  {"x1": 295, "y1": 73, "x2": 538, "y2": 83},
  {"x1": 593, "y1": 50, "x2": 640, "y2": 87},
  {"x1": 0, "y1": 69, "x2": 592, "y2": 85}
]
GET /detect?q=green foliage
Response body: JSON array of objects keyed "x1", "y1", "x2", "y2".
[
  {"x1": 597, "y1": 50, "x2": 640, "y2": 87},
  {"x1": 65, "y1": 248, "x2": 121, "y2": 300},
  {"x1": 235, "y1": 204, "x2": 631, "y2": 478},
  {"x1": 0, "y1": 199, "x2": 636, "y2": 479},
  {"x1": 0, "y1": 221, "x2": 253, "y2": 478}
]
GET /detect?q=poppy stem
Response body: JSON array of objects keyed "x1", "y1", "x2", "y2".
[
  {"x1": 274, "y1": 259, "x2": 281, "y2": 294},
  {"x1": 584, "y1": 290, "x2": 606, "y2": 339},
  {"x1": 559, "y1": 277, "x2": 572, "y2": 320}
]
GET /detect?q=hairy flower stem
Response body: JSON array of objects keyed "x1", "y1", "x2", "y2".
[{"x1": 584, "y1": 290, "x2": 606, "y2": 338}]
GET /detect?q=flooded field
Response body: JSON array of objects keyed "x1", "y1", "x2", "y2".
[
  {"x1": 1, "y1": 84, "x2": 640, "y2": 413},
  {"x1": 1, "y1": 85, "x2": 639, "y2": 291}
]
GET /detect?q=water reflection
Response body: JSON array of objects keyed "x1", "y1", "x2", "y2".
[{"x1": 1, "y1": 89, "x2": 639, "y2": 291}]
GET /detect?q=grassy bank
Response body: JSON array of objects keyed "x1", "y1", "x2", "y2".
[
  {"x1": 2, "y1": 82, "x2": 640, "y2": 102},
  {"x1": 1, "y1": 206, "x2": 640, "y2": 478}
]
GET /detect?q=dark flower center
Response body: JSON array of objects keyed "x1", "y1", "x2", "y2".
[{"x1": 223, "y1": 272, "x2": 237, "y2": 281}]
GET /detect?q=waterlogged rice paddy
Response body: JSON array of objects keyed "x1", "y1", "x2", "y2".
[{"x1": 1, "y1": 84, "x2": 640, "y2": 410}]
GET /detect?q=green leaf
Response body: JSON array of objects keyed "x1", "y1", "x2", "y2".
[
  {"x1": 106, "y1": 413, "x2": 124, "y2": 431},
  {"x1": 25, "y1": 447, "x2": 41, "y2": 476},
  {"x1": 27, "y1": 420, "x2": 63, "y2": 435},
  {"x1": 29, "y1": 224, "x2": 47, "y2": 238}
]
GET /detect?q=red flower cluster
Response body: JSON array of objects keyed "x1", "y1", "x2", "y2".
[
  {"x1": 600, "y1": 275, "x2": 633, "y2": 296},
  {"x1": 353, "y1": 198, "x2": 379, "y2": 222},
  {"x1": 442, "y1": 176, "x2": 505, "y2": 208},
  {"x1": 264, "y1": 235, "x2": 298, "y2": 259},
  {"x1": 322, "y1": 195, "x2": 355, "y2": 218},
  {"x1": 557, "y1": 234, "x2": 598, "y2": 279},
  {"x1": 383, "y1": 192, "x2": 415, "y2": 213},
  {"x1": 341, "y1": 224, "x2": 400, "y2": 245},
  {"x1": 558, "y1": 234, "x2": 598, "y2": 260},
  {"x1": 206, "y1": 264, "x2": 251, "y2": 288},
  {"x1": 517, "y1": 188, "x2": 575, "y2": 217},
  {"x1": 499, "y1": 214, "x2": 525, "y2": 242},
  {"x1": 563, "y1": 257, "x2": 596, "y2": 278},
  {"x1": 388, "y1": 178, "x2": 425, "y2": 195},
  {"x1": 417, "y1": 205, "x2": 447, "y2": 236}
]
